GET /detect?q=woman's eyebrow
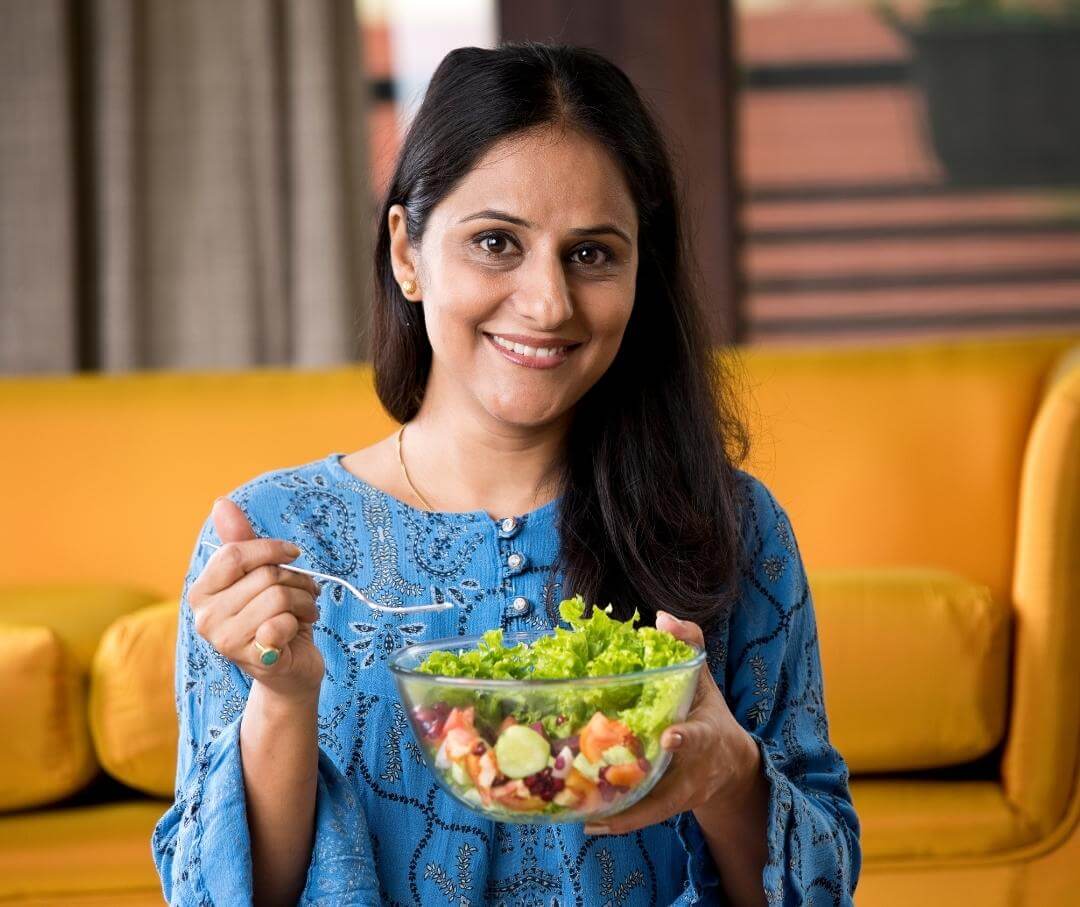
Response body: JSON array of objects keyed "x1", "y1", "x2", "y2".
[{"x1": 458, "y1": 209, "x2": 633, "y2": 247}]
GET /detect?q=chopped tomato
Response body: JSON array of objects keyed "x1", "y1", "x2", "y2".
[
  {"x1": 443, "y1": 706, "x2": 476, "y2": 735},
  {"x1": 579, "y1": 711, "x2": 633, "y2": 763},
  {"x1": 604, "y1": 760, "x2": 647, "y2": 788},
  {"x1": 564, "y1": 767, "x2": 603, "y2": 812},
  {"x1": 466, "y1": 749, "x2": 500, "y2": 791},
  {"x1": 443, "y1": 727, "x2": 479, "y2": 760}
]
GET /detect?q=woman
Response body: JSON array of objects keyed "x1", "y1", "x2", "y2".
[{"x1": 152, "y1": 42, "x2": 860, "y2": 906}]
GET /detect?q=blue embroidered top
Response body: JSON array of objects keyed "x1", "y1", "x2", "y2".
[{"x1": 151, "y1": 452, "x2": 861, "y2": 905}]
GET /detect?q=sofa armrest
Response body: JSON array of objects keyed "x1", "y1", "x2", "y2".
[{"x1": 1002, "y1": 351, "x2": 1080, "y2": 835}]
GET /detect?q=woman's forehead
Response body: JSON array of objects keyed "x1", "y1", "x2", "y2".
[{"x1": 436, "y1": 131, "x2": 638, "y2": 237}]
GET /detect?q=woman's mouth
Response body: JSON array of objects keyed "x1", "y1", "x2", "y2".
[{"x1": 484, "y1": 333, "x2": 583, "y2": 370}]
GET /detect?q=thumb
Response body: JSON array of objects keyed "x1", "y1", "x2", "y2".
[
  {"x1": 656, "y1": 610, "x2": 704, "y2": 649},
  {"x1": 660, "y1": 716, "x2": 712, "y2": 754},
  {"x1": 211, "y1": 496, "x2": 256, "y2": 544}
]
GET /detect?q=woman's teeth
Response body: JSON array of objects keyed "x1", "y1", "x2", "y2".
[{"x1": 491, "y1": 335, "x2": 567, "y2": 358}]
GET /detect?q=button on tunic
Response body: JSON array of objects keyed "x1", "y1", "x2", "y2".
[{"x1": 151, "y1": 452, "x2": 861, "y2": 905}]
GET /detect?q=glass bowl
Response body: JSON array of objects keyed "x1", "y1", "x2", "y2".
[{"x1": 388, "y1": 629, "x2": 704, "y2": 824}]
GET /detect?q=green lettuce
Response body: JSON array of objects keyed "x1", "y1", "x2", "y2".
[{"x1": 414, "y1": 594, "x2": 698, "y2": 752}]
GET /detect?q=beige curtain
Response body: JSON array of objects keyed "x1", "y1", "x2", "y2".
[{"x1": 0, "y1": 0, "x2": 373, "y2": 374}]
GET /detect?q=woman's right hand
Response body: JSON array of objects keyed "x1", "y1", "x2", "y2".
[{"x1": 187, "y1": 497, "x2": 325, "y2": 703}]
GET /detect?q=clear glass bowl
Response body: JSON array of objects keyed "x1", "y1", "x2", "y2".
[{"x1": 388, "y1": 629, "x2": 705, "y2": 824}]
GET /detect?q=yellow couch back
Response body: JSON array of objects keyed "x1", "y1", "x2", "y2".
[
  {"x1": 734, "y1": 333, "x2": 1077, "y2": 607},
  {"x1": 1, "y1": 333, "x2": 1074, "y2": 606}
]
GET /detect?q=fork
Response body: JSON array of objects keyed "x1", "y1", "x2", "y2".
[{"x1": 199, "y1": 541, "x2": 454, "y2": 614}]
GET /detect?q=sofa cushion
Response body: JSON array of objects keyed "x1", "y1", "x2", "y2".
[
  {"x1": 813, "y1": 568, "x2": 1011, "y2": 774},
  {"x1": 0, "y1": 584, "x2": 162, "y2": 674},
  {"x1": 89, "y1": 602, "x2": 179, "y2": 798},
  {"x1": 850, "y1": 777, "x2": 1036, "y2": 860},
  {"x1": 0, "y1": 624, "x2": 98, "y2": 812},
  {"x1": 0, "y1": 798, "x2": 171, "y2": 903}
]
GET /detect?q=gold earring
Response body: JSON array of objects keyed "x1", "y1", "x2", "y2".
[{"x1": 401, "y1": 279, "x2": 417, "y2": 295}]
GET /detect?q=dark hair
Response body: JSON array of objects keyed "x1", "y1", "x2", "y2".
[{"x1": 370, "y1": 41, "x2": 751, "y2": 634}]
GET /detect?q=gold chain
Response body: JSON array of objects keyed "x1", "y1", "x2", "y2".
[{"x1": 397, "y1": 423, "x2": 434, "y2": 511}]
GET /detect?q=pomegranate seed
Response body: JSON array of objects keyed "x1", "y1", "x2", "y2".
[
  {"x1": 554, "y1": 756, "x2": 565, "y2": 770},
  {"x1": 472, "y1": 741, "x2": 486, "y2": 755}
]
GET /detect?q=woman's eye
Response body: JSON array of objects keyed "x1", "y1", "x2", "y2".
[
  {"x1": 571, "y1": 244, "x2": 614, "y2": 267},
  {"x1": 477, "y1": 232, "x2": 514, "y2": 255}
]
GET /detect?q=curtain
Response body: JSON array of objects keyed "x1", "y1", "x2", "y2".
[{"x1": 0, "y1": 0, "x2": 373, "y2": 374}]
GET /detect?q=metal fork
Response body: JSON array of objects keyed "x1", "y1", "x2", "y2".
[{"x1": 199, "y1": 540, "x2": 454, "y2": 614}]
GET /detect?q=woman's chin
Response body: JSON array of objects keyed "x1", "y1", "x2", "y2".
[{"x1": 484, "y1": 400, "x2": 571, "y2": 430}]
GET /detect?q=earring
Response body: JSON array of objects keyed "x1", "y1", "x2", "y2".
[{"x1": 401, "y1": 279, "x2": 417, "y2": 295}]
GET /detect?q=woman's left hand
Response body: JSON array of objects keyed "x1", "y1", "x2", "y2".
[{"x1": 583, "y1": 611, "x2": 759, "y2": 836}]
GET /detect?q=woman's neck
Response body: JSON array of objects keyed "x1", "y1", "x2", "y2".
[{"x1": 403, "y1": 404, "x2": 570, "y2": 519}]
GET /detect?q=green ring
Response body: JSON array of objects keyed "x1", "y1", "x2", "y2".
[{"x1": 260, "y1": 649, "x2": 280, "y2": 666}]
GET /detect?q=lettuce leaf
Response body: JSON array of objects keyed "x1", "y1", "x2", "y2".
[{"x1": 414, "y1": 594, "x2": 697, "y2": 744}]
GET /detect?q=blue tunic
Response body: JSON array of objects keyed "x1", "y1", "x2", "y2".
[{"x1": 151, "y1": 452, "x2": 861, "y2": 905}]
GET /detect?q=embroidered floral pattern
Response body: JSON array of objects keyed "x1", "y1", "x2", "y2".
[
  {"x1": 347, "y1": 616, "x2": 427, "y2": 670},
  {"x1": 746, "y1": 653, "x2": 776, "y2": 730},
  {"x1": 762, "y1": 554, "x2": 786, "y2": 583}
]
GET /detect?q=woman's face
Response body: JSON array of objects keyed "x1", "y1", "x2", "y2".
[{"x1": 388, "y1": 126, "x2": 639, "y2": 430}]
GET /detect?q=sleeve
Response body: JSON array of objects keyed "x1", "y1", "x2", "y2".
[
  {"x1": 673, "y1": 476, "x2": 862, "y2": 905},
  {"x1": 150, "y1": 511, "x2": 382, "y2": 906}
]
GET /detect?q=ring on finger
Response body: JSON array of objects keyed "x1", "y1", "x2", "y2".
[{"x1": 253, "y1": 639, "x2": 282, "y2": 666}]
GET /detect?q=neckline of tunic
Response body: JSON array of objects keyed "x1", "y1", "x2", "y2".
[{"x1": 324, "y1": 452, "x2": 563, "y2": 527}]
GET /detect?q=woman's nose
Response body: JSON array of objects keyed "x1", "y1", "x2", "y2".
[{"x1": 512, "y1": 255, "x2": 574, "y2": 327}]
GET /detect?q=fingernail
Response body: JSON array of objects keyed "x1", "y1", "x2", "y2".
[
  {"x1": 284, "y1": 542, "x2": 301, "y2": 557},
  {"x1": 584, "y1": 824, "x2": 609, "y2": 835},
  {"x1": 664, "y1": 731, "x2": 685, "y2": 749}
]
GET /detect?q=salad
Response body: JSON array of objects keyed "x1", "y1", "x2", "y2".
[{"x1": 405, "y1": 595, "x2": 699, "y2": 818}]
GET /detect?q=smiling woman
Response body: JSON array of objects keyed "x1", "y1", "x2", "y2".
[
  {"x1": 371, "y1": 46, "x2": 751, "y2": 631},
  {"x1": 152, "y1": 40, "x2": 861, "y2": 907}
]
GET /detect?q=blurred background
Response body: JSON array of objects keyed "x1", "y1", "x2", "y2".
[{"x1": 4, "y1": 0, "x2": 1079, "y2": 375}]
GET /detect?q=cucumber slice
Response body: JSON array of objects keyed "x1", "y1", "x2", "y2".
[
  {"x1": 572, "y1": 751, "x2": 600, "y2": 782},
  {"x1": 494, "y1": 725, "x2": 550, "y2": 779},
  {"x1": 450, "y1": 761, "x2": 470, "y2": 787},
  {"x1": 601, "y1": 744, "x2": 637, "y2": 766}
]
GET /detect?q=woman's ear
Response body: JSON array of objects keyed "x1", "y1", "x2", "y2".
[{"x1": 388, "y1": 204, "x2": 421, "y2": 299}]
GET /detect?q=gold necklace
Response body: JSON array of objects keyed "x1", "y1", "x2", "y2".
[{"x1": 397, "y1": 423, "x2": 434, "y2": 511}]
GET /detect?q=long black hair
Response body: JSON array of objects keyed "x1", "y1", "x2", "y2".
[{"x1": 370, "y1": 41, "x2": 751, "y2": 634}]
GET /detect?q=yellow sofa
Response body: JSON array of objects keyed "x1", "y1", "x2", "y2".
[{"x1": 0, "y1": 332, "x2": 1077, "y2": 905}]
